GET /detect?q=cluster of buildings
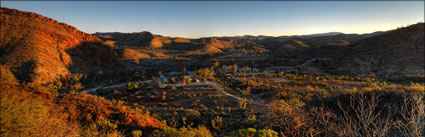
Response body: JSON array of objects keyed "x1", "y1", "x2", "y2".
[{"x1": 156, "y1": 71, "x2": 209, "y2": 89}]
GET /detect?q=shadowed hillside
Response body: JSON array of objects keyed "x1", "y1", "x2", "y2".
[
  {"x1": 332, "y1": 23, "x2": 424, "y2": 78},
  {"x1": 258, "y1": 32, "x2": 384, "y2": 57}
]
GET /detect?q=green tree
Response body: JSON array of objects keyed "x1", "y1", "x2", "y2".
[
  {"x1": 233, "y1": 64, "x2": 238, "y2": 74},
  {"x1": 185, "y1": 77, "x2": 192, "y2": 84},
  {"x1": 242, "y1": 86, "x2": 252, "y2": 96},
  {"x1": 211, "y1": 116, "x2": 224, "y2": 130},
  {"x1": 127, "y1": 82, "x2": 139, "y2": 91},
  {"x1": 213, "y1": 61, "x2": 220, "y2": 68},
  {"x1": 238, "y1": 98, "x2": 248, "y2": 110},
  {"x1": 257, "y1": 129, "x2": 279, "y2": 137}
]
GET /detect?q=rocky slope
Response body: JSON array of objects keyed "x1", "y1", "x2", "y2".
[{"x1": 0, "y1": 8, "x2": 120, "y2": 84}]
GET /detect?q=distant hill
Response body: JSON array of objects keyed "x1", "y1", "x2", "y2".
[
  {"x1": 215, "y1": 32, "x2": 343, "y2": 42},
  {"x1": 301, "y1": 32, "x2": 343, "y2": 38},
  {"x1": 0, "y1": 8, "x2": 120, "y2": 84},
  {"x1": 94, "y1": 30, "x2": 385, "y2": 56},
  {"x1": 256, "y1": 32, "x2": 384, "y2": 57},
  {"x1": 285, "y1": 31, "x2": 386, "y2": 58},
  {"x1": 94, "y1": 32, "x2": 258, "y2": 54},
  {"x1": 94, "y1": 31, "x2": 172, "y2": 48},
  {"x1": 331, "y1": 23, "x2": 424, "y2": 78}
]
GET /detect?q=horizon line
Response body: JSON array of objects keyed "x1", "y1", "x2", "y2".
[{"x1": 91, "y1": 21, "x2": 424, "y2": 39}]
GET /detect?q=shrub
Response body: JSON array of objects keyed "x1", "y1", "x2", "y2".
[
  {"x1": 238, "y1": 98, "x2": 248, "y2": 110},
  {"x1": 262, "y1": 100, "x2": 318, "y2": 137},
  {"x1": 83, "y1": 120, "x2": 124, "y2": 137},
  {"x1": 257, "y1": 129, "x2": 279, "y2": 137},
  {"x1": 149, "y1": 125, "x2": 212, "y2": 137},
  {"x1": 211, "y1": 116, "x2": 224, "y2": 130},
  {"x1": 396, "y1": 93, "x2": 425, "y2": 137},
  {"x1": 334, "y1": 93, "x2": 393, "y2": 137},
  {"x1": 131, "y1": 130, "x2": 142, "y2": 137}
]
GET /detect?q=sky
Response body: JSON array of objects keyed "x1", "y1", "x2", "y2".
[{"x1": 1, "y1": 1, "x2": 424, "y2": 38}]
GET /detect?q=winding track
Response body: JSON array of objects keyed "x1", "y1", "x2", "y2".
[
  {"x1": 84, "y1": 80, "x2": 152, "y2": 94},
  {"x1": 82, "y1": 59, "x2": 315, "y2": 104},
  {"x1": 84, "y1": 79, "x2": 266, "y2": 106}
]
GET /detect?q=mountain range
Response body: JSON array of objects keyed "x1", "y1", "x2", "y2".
[{"x1": 1, "y1": 7, "x2": 424, "y2": 85}]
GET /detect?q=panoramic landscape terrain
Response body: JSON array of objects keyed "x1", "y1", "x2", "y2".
[{"x1": 0, "y1": 1, "x2": 424, "y2": 137}]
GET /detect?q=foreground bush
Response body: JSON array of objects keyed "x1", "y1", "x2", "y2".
[
  {"x1": 58, "y1": 92, "x2": 166, "y2": 128},
  {"x1": 0, "y1": 83, "x2": 166, "y2": 137},
  {"x1": 0, "y1": 86, "x2": 81, "y2": 137},
  {"x1": 82, "y1": 120, "x2": 124, "y2": 137}
]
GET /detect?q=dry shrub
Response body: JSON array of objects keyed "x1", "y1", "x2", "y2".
[
  {"x1": 262, "y1": 100, "x2": 319, "y2": 137},
  {"x1": 334, "y1": 92, "x2": 393, "y2": 137},
  {"x1": 149, "y1": 125, "x2": 212, "y2": 137},
  {"x1": 82, "y1": 120, "x2": 125, "y2": 137},
  {"x1": 306, "y1": 107, "x2": 338, "y2": 137},
  {"x1": 396, "y1": 93, "x2": 425, "y2": 137},
  {"x1": 58, "y1": 92, "x2": 166, "y2": 128}
]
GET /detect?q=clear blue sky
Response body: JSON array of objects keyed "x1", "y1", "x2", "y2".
[{"x1": 2, "y1": 1, "x2": 424, "y2": 38}]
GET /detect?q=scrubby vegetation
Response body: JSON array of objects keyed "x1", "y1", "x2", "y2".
[{"x1": 1, "y1": 7, "x2": 424, "y2": 137}]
